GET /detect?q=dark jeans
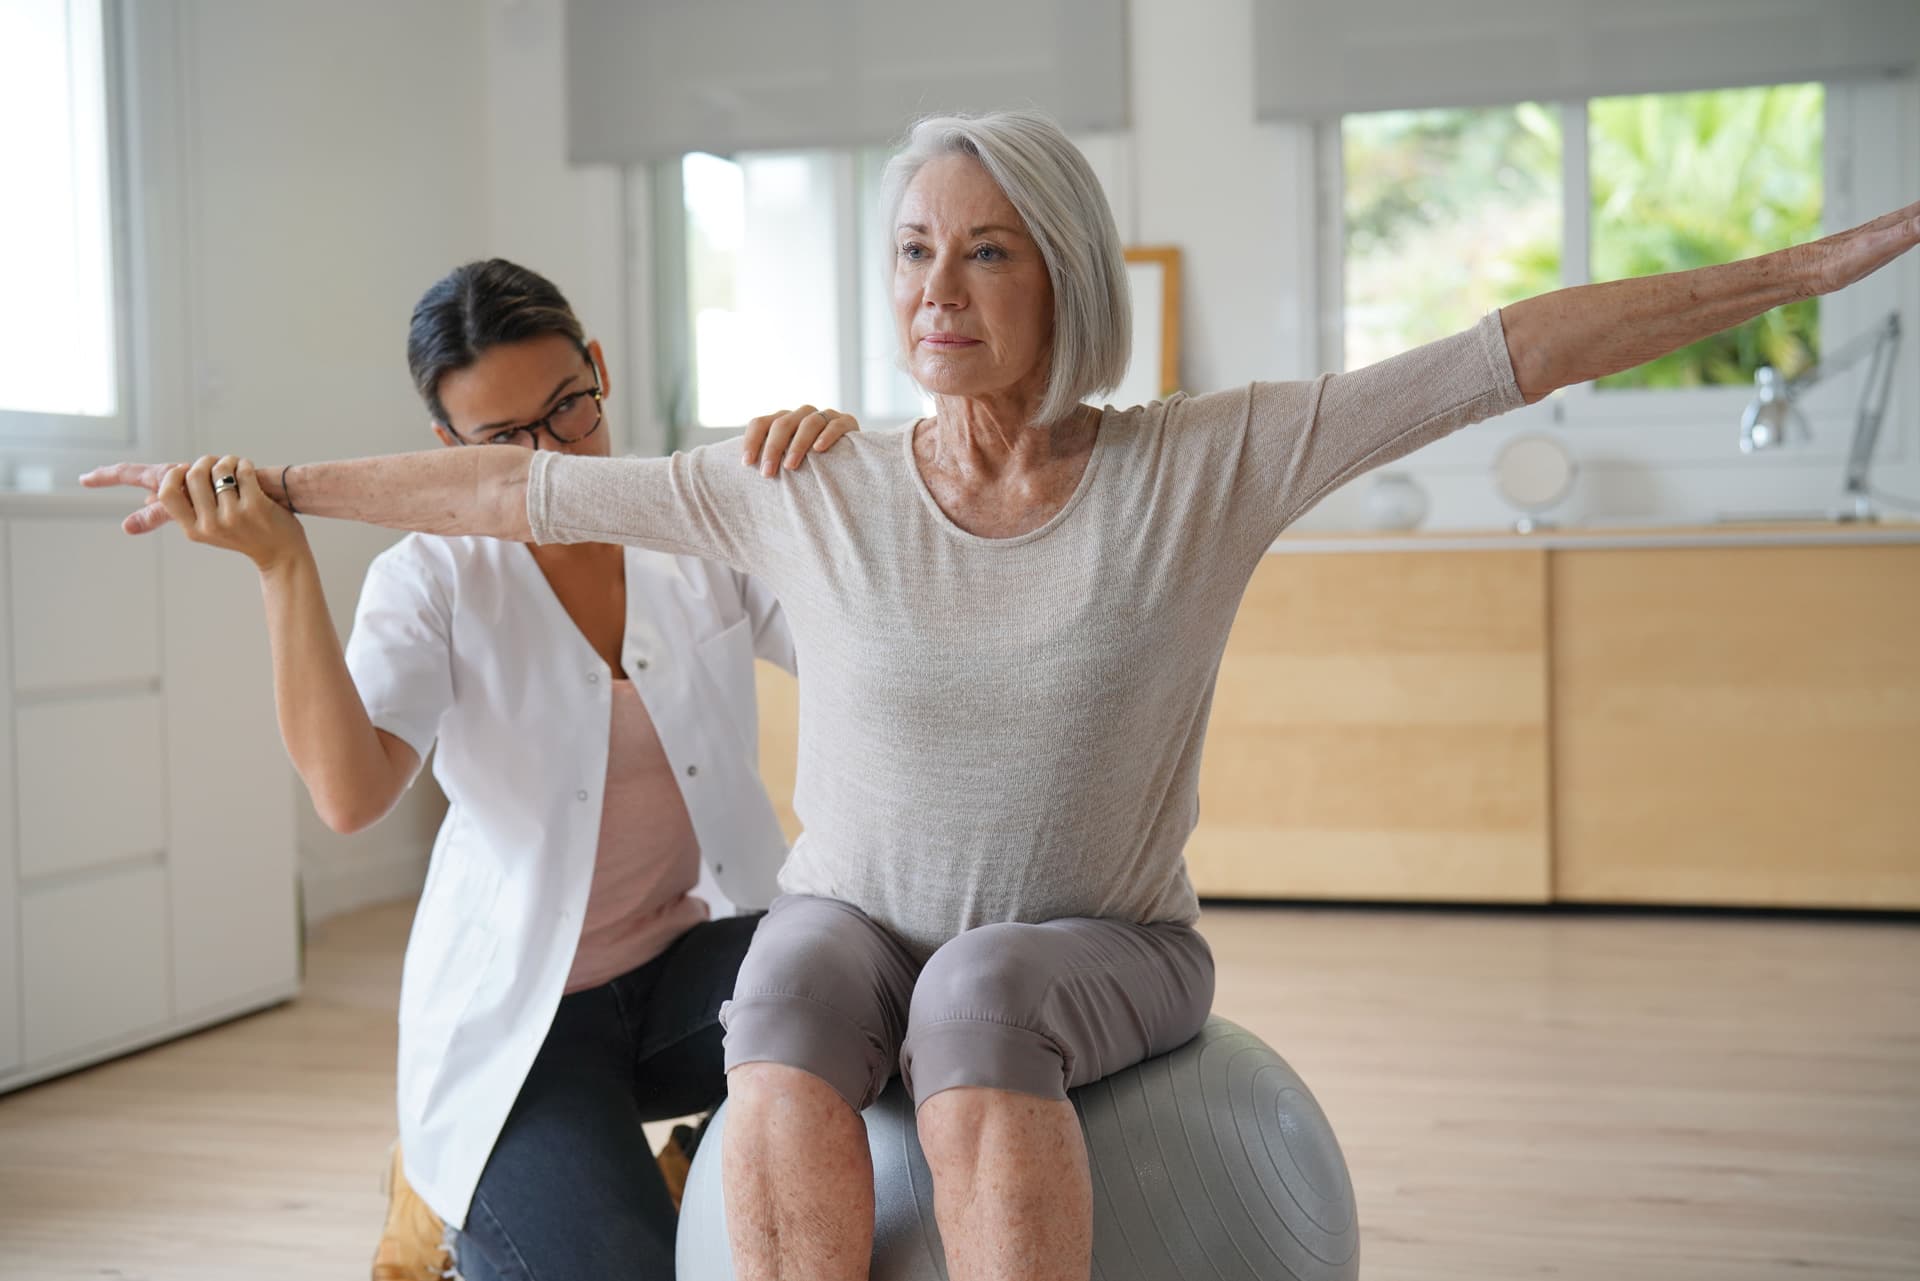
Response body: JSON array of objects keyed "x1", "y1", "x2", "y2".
[{"x1": 452, "y1": 912, "x2": 761, "y2": 1281}]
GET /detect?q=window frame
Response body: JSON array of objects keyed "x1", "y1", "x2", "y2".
[
  {"x1": 0, "y1": 0, "x2": 133, "y2": 448},
  {"x1": 654, "y1": 145, "x2": 926, "y2": 450},
  {"x1": 2, "y1": 0, "x2": 190, "y2": 482},
  {"x1": 1317, "y1": 80, "x2": 1905, "y2": 472}
]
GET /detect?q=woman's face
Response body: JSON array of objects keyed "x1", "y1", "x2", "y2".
[
  {"x1": 893, "y1": 153, "x2": 1054, "y2": 406},
  {"x1": 433, "y1": 333, "x2": 612, "y2": 458}
]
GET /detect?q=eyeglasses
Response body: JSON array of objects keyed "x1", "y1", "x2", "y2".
[{"x1": 449, "y1": 368, "x2": 605, "y2": 449}]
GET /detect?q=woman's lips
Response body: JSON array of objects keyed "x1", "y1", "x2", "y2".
[{"x1": 920, "y1": 334, "x2": 982, "y2": 348}]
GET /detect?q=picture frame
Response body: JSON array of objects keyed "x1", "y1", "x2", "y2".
[{"x1": 1115, "y1": 245, "x2": 1181, "y2": 406}]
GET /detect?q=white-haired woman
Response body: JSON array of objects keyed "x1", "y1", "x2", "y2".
[{"x1": 93, "y1": 111, "x2": 1918, "y2": 1281}]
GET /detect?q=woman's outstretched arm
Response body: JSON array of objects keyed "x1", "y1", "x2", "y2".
[
  {"x1": 86, "y1": 447, "x2": 534, "y2": 540},
  {"x1": 1501, "y1": 200, "x2": 1919, "y2": 402}
]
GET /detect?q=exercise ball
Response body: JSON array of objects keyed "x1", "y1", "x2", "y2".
[{"x1": 676, "y1": 1017, "x2": 1357, "y2": 1280}]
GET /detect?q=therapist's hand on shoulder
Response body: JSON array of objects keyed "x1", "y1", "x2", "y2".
[{"x1": 742, "y1": 406, "x2": 859, "y2": 477}]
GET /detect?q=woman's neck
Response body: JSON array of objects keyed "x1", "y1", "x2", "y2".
[
  {"x1": 923, "y1": 393, "x2": 1094, "y2": 480},
  {"x1": 914, "y1": 400, "x2": 1099, "y2": 538}
]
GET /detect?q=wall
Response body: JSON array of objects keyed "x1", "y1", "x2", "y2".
[
  {"x1": 175, "y1": 1, "x2": 488, "y2": 921},
  {"x1": 170, "y1": 0, "x2": 639, "y2": 922}
]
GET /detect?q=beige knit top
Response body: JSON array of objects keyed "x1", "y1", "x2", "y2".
[{"x1": 529, "y1": 314, "x2": 1525, "y2": 959}]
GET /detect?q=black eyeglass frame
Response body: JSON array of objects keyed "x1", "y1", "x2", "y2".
[{"x1": 444, "y1": 358, "x2": 606, "y2": 449}]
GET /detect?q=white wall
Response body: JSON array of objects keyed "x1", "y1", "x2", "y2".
[
  {"x1": 175, "y1": 1, "x2": 489, "y2": 921},
  {"x1": 169, "y1": 0, "x2": 640, "y2": 923}
]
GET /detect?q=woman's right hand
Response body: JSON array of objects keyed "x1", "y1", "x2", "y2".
[{"x1": 148, "y1": 454, "x2": 308, "y2": 573}]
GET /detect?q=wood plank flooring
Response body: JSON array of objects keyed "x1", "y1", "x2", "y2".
[{"x1": 1, "y1": 901, "x2": 1915, "y2": 1279}]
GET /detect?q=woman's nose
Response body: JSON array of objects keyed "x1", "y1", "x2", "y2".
[{"x1": 923, "y1": 259, "x2": 965, "y2": 308}]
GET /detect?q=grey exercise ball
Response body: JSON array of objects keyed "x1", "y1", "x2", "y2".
[{"x1": 676, "y1": 1017, "x2": 1357, "y2": 1280}]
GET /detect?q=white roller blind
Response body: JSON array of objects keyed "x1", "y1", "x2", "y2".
[
  {"x1": 1255, "y1": 0, "x2": 1920, "y2": 119},
  {"x1": 567, "y1": 0, "x2": 1130, "y2": 164}
]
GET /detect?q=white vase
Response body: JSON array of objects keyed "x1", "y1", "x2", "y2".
[{"x1": 1365, "y1": 472, "x2": 1428, "y2": 531}]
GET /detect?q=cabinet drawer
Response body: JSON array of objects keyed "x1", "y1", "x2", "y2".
[
  {"x1": 9, "y1": 517, "x2": 162, "y2": 693},
  {"x1": 21, "y1": 864, "x2": 170, "y2": 1064},
  {"x1": 17, "y1": 693, "x2": 168, "y2": 881}
]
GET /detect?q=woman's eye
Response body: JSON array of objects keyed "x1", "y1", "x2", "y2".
[
  {"x1": 971, "y1": 244, "x2": 1004, "y2": 262},
  {"x1": 898, "y1": 242, "x2": 926, "y2": 261},
  {"x1": 554, "y1": 394, "x2": 581, "y2": 414}
]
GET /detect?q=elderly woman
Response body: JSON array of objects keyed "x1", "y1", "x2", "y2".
[{"x1": 93, "y1": 111, "x2": 1918, "y2": 1281}]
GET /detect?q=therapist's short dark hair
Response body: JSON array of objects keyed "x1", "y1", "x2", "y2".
[{"x1": 407, "y1": 259, "x2": 588, "y2": 425}]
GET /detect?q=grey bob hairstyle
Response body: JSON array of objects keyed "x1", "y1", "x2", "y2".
[{"x1": 881, "y1": 110, "x2": 1131, "y2": 427}]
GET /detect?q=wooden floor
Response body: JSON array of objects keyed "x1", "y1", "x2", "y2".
[{"x1": 1, "y1": 901, "x2": 1916, "y2": 1279}]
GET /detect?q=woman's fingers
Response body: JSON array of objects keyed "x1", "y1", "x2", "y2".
[
  {"x1": 760, "y1": 405, "x2": 814, "y2": 476},
  {"x1": 782, "y1": 411, "x2": 829, "y2": 469},
  {"x1": 811, "y1": 411, "x2": 860, "y2": 453},
  {"x1": 742, "y1": 412, "x2": 775, "y2": 466},
  {"x1": 79, "y1": 460, "x2": 177, "y2": 494},
  {"x1": 122, "y1": 501, "x2": 174, "y2": 535},
  {"x1": 212, "y1": 455, "x2": 243, "y2": 517},
  {"x1": 157, "y1": 463, "x2": 198, "y2": 536},
  {"x1": 1812, "y1": 200, "x2": 1920, "y2": 296},
  {"x1": 236, "y1": 457, "x2": 264, "y2": 506},
  {"x1": 182, "y1": 456, "x2": 219, "y2": 532},
  {"x1": 785, "y1": 409, "x2": 861, "y2": 468}
]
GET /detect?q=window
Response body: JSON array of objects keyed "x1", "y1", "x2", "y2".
[
  {"x1": 1336, "y1": 83, "x2": 1826, "y2": 399},
  {"x1": 0, "y1": 0, "x2": 129, "y2": 443},
  {"x1": 667, "y1": 148, "x2": 926, "y2": 437}
]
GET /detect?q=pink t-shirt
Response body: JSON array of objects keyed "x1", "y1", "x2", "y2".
[{"x1": 564, "y1": 678, "x2": 709, "y2": 993}]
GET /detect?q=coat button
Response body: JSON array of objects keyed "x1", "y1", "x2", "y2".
[
  {"x1": 635, "y1": 657, "x2": 650, "y2": 670},
  {"x1": 714, "y1": 863, "x2": 725, "y2": 876},
  {"x1": 685, "y1": 764, "x2": 698, "y2": 777},
  {"x1": 587, "y1": 671, "x2": 600, "y2": 684},
  {"x1": 576, "y1": 789, "x2": 589, "y2": 802}
]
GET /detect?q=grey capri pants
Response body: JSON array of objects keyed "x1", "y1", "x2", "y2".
[{"x1": 719, "y1": 894, "x2": 1216, "y2": 1112}]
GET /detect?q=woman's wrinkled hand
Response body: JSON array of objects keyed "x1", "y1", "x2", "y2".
[
  {"x1": 741, "y1": 406, "x2": 860, "y2": 477},
  {"x1": 81, "y1": 454, "x2": 306, "y2": 571},
  {"x1": 1801, "y1": 199, "x2": 1920, "y2": 298}
]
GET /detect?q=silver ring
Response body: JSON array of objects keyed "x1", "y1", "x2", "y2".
[{"x1": 212, "y1": 474, "x2": 239, "y2": 495}]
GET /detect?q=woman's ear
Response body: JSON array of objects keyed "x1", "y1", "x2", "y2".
[
  {"x1": 586, "y1": 338, "x2": 612, "y2": 401},
  {"x1": 431, "y1": 421, "x2": 458, "y2": 448}
]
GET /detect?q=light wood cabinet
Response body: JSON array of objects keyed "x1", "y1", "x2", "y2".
[
  {"x1": 1184, "y1": 551, "x2": 1552, "y2": 902},
  {"x1": 1552, "y1": 544, "x2": 1920, "y2": 909}
]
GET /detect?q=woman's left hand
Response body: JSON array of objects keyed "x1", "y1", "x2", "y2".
[
  {"x1": 741, "y1": 406, "x2": 860, "y2": 477},
  {"x1": 1801, "y1": 199, "x2": 1920, "y2": 297}
]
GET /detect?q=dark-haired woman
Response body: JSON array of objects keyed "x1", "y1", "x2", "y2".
[{"x1": 108, "y1": 260, "x2": 856, "y2": 1280}]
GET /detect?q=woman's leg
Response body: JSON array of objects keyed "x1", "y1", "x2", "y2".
[
  {"x1": 719, "y1": 895, "x2": 920, "y2": 1281},
  {"x1": 451, "y1": 982, "x2": 677, "y2": 1281},
  {"x1": 454, "y1": 913, "x2": 761, "y2": 1281},
  {"x1": 903, "y1": 919, "x2": 1215, "y2": 1281}
]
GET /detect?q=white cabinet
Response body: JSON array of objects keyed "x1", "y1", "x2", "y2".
[
  {"x1": 9, "y1": 518, "x2": 163, "y2": 693},
  {"x1": 0, "y1": 500, "x2": 298, "y2": 1093},
  {"x1": 159, "y1": 535, "x2": 299, "y2": 1016},
  {"x1": 22, "y1": 865, "x2": 171, "y2": 1063},
  {"x1": 17, "y1": 693, "x2": 169, "y2": 880}
]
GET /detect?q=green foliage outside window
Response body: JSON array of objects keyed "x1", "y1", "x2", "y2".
[
  {"x1": 1343, "y1": 84, "x2": 1823, "y2": 391},
  {"x1": 1590, "y1": 85, "x2": 1822, "y2": 389}
]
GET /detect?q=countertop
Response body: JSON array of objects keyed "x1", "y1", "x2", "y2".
[{"x1": 1269, "y1": 520, "x2": 1920, "y2": 554}]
